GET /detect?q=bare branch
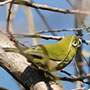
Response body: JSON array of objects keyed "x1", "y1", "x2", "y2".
[
  {"x1": 6, "y1": 33, "x2": 90, "y2": 45},
  {"x1": 35, "y1": 27, "x2": 84, "y2": 34},
  {"x1": 0, "y1": 87, "x2": 9, "y2": 90},
  {"x1": 60, "y1": 70, "x2": 76, "y2": 78},
  {"x1": 6, "y1": 0, "x2": 14, "y2": 33},
  {"x1": 60, "y1": 70, "x2": 90, "y2": 85},
  {"x1": 60, "y1": 74, "x2": 90, "y2": 84},
  {"x1": 13, "y1": 1, "x2": 90, "y2": 15},
  {"x1": 1, "y1": 1, "x2": 90, "y2": 15},
  {"x1": 10, "y1": 33, "x2": 64, "y2": 40},
  {"x1": 34, "y1": 9, "x2": 56, "y2": 36},
  {"x1": 67, "y1": 0, "x2": 74, "y2": 8},
  {"x1": 82, "y1": 39, "x2": 90, "y2": 45}
]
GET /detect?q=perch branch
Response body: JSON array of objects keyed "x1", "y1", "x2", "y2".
[
  {"x1": 0, "y1": 30, "x2": 61, "y2": 90},
  {"x1": 6, "y1": 33, "x2": 90, "y2": 45}
]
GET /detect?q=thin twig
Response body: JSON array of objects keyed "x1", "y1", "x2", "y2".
[
  {"x1": 78, "y1": 50, "x2": 90, "y2": 66},
  {"x1": 60, "y1": 69, "x2": 76, "y2": 78},
  {"x1": 67, "y1": 0, "x2": 74, "y2": 8},
  {"x1": 59, "y1": 74, "x2": 90, "y2": 84},
  {"x1": 60, "y1": 77, "x2": 90, "y2": 85},
  {"x1": 9, "y1": 33, "x2": 64, "y2": 40},
  {"x1": 0, "y1": 87, "x2": 9, "y2": 90},
  {"x1": 6, "y1": 33, "x2": 90, "y2": 45},
  {"x1": 23, "y1": 40, "x2": 33, "y2": 46},
  {"x1": 31, "y1": 0, "x2": 56, "y2": 36},
  {"x1": 82, "y1": 39, "x2": 90, "y2": 45},
  {"x1": 35, "y1": 27, "x2": 84, "y2": 34},
  {"x1": 6, "y1": 0, "x2": 14, "y2": 33},
  {"x1": 34, "y1": 9, "x2": 57, "y2": 36}
]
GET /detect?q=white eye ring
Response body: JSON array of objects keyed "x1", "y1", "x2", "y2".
[
  {"x1": 73, "y1": 41, "x2": 77, "y2": 47},
  {"x1": 78, "y1": 38, "x2": 82, "y2": 47}
]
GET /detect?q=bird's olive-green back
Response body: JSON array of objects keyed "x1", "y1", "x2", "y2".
[
  {"x1": 43, "y1": 35, "x2": 79, "y2": 62},
  {"x1": 25, "y1": 35, "x2": 80, "y2": 62},
  {"x1": 24, "y1": 35, "x2": 81, "y2": 71}
]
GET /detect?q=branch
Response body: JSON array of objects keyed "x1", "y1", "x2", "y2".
[
  {"x1": 6, "y1": 0, "x2": 14, "y2": 33},
  {"x1": 34, "y1": 9, "x2": 56, "y2": 36},
  {"x1": 60, "y1": 70, "x2": 76, "y2": 78},
  {"x1": 60, "y1": 70, "x2": 90, "y2": 84},
  {"x1": 35, "y1": 27, "x2": 84, "y2": 34},
  {"x1": 6, "y1": 33, "x2": 90, "y2": 45},
  {"x1": 12, "y1": 1, "x2": 90, "y2": 15},
  {"x1": 9, "y1": 33, "x2": 63, "y2": 40},
  {"x1": 0, "y1": 87, "x2": 9, "y2": 90},
  {"x1": 0, "y1": 30, "x2": 61, "y2": 90},
  {"x1": 1, "y1": 0, "x2": 90, "y2": 15},
  {"x1": 0, "y1": 29, "x2": 90, "y2": 89},
  {"x1": 82, "y1": 39, "x2": 90, "y2": 45},
  {"x1": 60, "y1": 74, "x2": 90, "y2": 84}
]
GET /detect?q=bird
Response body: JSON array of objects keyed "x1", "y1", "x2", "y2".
[{"x1": 24, "y1": 35, "x2": 82, "y2": 72}]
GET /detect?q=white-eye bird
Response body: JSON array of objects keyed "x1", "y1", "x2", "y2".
[{"x1": 24, "y1": 35, "x2": 82, "y2": 72}]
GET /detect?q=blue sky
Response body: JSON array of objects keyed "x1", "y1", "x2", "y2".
[{"x1": 0, "y1": 0, "x2": 90, "y2": 90}]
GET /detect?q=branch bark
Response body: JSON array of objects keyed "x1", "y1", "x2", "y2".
[
  {"x1": 0, "y1": 30, "x2": 61, "y2": 90},
  {"x1": 12, "y1": 1, "x2": 90, "y2": 15},
  {"x1": 1, "y1": 0, "x2": 90, "y2": 15},
  {"x1": 6, "y1": 33, "x2": 90, "y2": 45}
]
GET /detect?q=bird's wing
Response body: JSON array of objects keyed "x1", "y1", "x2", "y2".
[{"x1": 24, "y1": 45, "x2": 58, "y2": 61}]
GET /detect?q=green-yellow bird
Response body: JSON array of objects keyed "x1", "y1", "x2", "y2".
[{"x1": 24, "y1": 35, "x2": 82, "y2": 72}]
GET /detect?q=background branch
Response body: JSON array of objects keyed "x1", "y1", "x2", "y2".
[
  {"x1": 6, "y1": 33, "x2": 90, "y2": 45},
  {"x1": 13, "y1": 1, "x2": 90, "y2": 15},
  {"x1": 1, "y1": 0, "x2": 90, "y2": 15},
  {"x1": 35, "y1": 27, "x2": 84, "y2": 34}
]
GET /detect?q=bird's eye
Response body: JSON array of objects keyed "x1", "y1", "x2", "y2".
[
  {"x1": 73, "y1": 41, "x2": 77, "y2": 47},
  {"x1": 78, "y1": 38, "x2": 82, "y2": 47}
]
